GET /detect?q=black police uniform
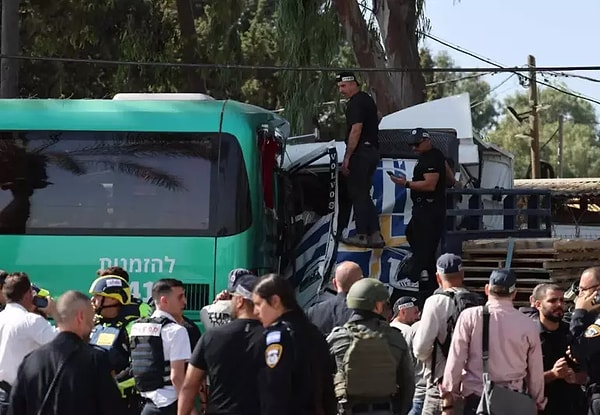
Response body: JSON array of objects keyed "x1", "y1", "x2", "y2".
[
  {"x1": 537, "y1": 319, "x2": 586, "y2": 415},
  {"x1": 306, "y1": 293, "x2": 353, "y2": 336},
  {"x1": 405, "y1": 145, "x2": 446, "y2": 295},
  {"x1": 8, "y1": 331, "x2": 127, "y2": 415},
  {"x1": 259, "y1": 309, "x2": 337, "y2": 415},
  {"x1": 344, "y1": 91, "x2": 381, "y2": 237},
  {"x1": 189, "y1": 318, "x2": 263, "y2": 415},
  {"x1": 570, "y1": 308, "x2": 600, "y2": 414}
]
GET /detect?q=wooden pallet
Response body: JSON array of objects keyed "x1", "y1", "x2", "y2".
[{"x1": 461, "y1": 238, "x2": 595, "y2": 303}]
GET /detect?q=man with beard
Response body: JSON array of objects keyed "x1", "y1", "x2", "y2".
[{"x1": 534, "y1": 284, "x2": 586, "y2": 415}]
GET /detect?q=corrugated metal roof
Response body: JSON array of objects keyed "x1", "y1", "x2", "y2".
[{"x1": 514, "y1": 178, "x2": 600, "y2": 196}]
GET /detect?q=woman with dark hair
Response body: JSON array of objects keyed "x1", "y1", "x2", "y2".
[{"x1": 252, "y1": 274, "x2": 336, "y2": 415}]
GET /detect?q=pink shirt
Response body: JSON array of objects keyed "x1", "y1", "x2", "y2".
[{"x1": 441, "y1": 297, "x2": 545, "y2": 408}]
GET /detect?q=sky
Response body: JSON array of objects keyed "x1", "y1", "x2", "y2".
[{"x1": 422, "y1": 0, "x2": 600, "y2": 117}]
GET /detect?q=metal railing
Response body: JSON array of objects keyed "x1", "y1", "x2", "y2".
[{"x1": 444, "y1": 188, "x2": 552, "y2": 255}]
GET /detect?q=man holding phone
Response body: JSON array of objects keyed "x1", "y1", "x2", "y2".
[
  {"x1": 389, "y1": 129, "x2": 455, "y2": 297},
  {"x1": 0, "y1": 273, "x2": 57, "y2": 415},
  {"x1": 336, "y1": 71, "x2": 384, "y2": 248}
]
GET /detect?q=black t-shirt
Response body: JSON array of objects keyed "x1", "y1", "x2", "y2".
[
  {"x1": 345, "y1": 91, "x2": 379, "y2": 147},
  {"x1": 537, "y1": 319, "x2": 586, "y2": 415},
  {"x1": 190, "y1": 318, "x2": 264, "y2": 415},
  {"x1": 411, "y1": 147, "x2": 447, "y2": 208}
]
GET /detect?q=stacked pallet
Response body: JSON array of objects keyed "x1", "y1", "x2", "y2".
[{"x1": 461, "y1": 238, "x2": 600, "y2": 306}]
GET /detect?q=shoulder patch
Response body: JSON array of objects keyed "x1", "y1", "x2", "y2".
[
  {"x1": 265, "y1": 343, "x2": 283, "y2": 368},
  {"x1": 585, "y1": 324, "x2": 600, "y2": 338},
  {"x1": 266, "y1": 330, "x2": 281, "y2": 345}
]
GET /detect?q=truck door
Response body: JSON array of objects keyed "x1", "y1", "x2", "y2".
[{"x1": 275, "y1": 142, "x2": 339, "y2": 308}]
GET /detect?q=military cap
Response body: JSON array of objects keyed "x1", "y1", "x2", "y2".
[{"x1": 346, "y1": 278, "x2": 389, "y2": 311}]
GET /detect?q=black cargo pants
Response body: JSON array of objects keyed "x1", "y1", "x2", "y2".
[
  {"x1": 406, "y1": 205, "x2": 445, "y2": 297},
  {"x1": 346, "y1": 145, "x2": 380, "y2": 235}
]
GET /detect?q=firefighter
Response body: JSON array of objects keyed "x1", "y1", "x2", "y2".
[{"x1": 89, "y1": 275, "x2": 141, "y2": 415}]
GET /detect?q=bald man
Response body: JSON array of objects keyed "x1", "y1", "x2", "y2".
[
  {"x1": 306, "y1": 261, "x2": 364, "y2": 336},
  {"x1": 9, "y1": 291, "x2": 126, "y2": 415}
]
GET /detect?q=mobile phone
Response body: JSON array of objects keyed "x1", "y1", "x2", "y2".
[
  {"x1": 33, "y1": 296, "x2": 48, "y2": 308},
  {"x1": 387, "y1": 171, "x2": 404, "y2": 179}
]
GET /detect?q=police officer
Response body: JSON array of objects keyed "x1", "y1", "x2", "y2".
[
  {"x1": 327, "y1": 278, "x2": 414, "y2": 415},
  {"x1": 389, "y1": 128, "x2": 455, "y2": 298},
  {"x1": 89, "y1": 275, "x2": 140, "y2": 414},
  {"x1": 336, "y1": 71, "x2": 384, "y2": 249},
  {"x1": 97, "y1": 267, "x2": 152, "y2": 321},
  {"x1": 569, "y1": 267, "x2": 600, "y2": 415},
  {"x1": 252, "y1": 274, "x2": 337, "y2": 415},
  {"x1": 130, "y1": 278, "x2": 191, "y2": 415}
]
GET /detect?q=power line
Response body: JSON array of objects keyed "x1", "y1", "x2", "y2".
[
  {"x1": 422, "y1": 32, "x2": 600, "y2": 106},
  {"x1": 470, "y1": 74, "x2": 515, "y2": 109},
  {"x1": 425, "y1": 72, "x2": 489, "y2": 87},
  {"x1": 1, "y1": 53, "x2": 600, "y2": 74},
  {"x1": 544, "y1": 71, "x2": 600, "y2": 83}
]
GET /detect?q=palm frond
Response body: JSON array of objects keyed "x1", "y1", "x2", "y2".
[
  {"x1": 67, "y1": 141, "x2": 217, "y2": 160},
  {"x1": 81, "y1": 160, "x2": 185, "y2": 191},
  {"x1": 31, "y1": 134, "x2": 61, "y2": 154},
  {"x1": 44, "y1": 152, "x2": 88, "y2": 175}
]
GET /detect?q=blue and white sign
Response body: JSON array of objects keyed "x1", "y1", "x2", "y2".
[{"x1": 290, "y1": 158, "x2": 420, "y2": 308}]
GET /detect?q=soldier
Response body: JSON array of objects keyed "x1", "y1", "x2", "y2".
[{"x1": 327, "y1": 278, "x2": 415, "y2": 415}]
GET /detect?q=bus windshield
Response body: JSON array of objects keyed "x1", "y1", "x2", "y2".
[{"x1": 0, "y1": 131, "x2": 251, "y2": 237}]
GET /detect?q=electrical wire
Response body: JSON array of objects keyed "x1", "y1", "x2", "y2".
[
  {"x1": 422, "y1": 32, "x2": 600, "y2": 106},
  {"x1": 425, "y1": 72, "x2": 490, "y2": 87},
  {"x1": 1, "y1": 53, "x2": 600, "y2": 74}
]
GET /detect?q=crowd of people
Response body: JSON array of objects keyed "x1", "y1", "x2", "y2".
[{"x1": 3, "y1": 253, "x2": 600, "y2": 415}]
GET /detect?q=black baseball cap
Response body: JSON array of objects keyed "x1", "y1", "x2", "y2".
[
  {"x1": 407, "y1": 128, "x2": 431, "y2": 145},
  {"x1": 227, "y1": 268, "x2": 258, "y2": 300},
  {"x1": 392, "y1": 296, "x2": 418, "y2": 317},
  {"x1": 336, "y1": 71, "x2": 360, "y2": 85}
]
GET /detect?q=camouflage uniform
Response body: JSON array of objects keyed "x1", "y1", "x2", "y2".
[{"x1": 327, "y1": 278, "x2": 415, "y2": 415}]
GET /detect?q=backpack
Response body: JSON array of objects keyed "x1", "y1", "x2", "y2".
[
  {"x1": 431, "y1": 290, "x2": 485, "y2": 381},
  {"x1": 437, "y1": 290, "x2": 485, "y2": 356},
  {"x1": 334, "y1": 322, "x2": 398, "y2": 400}
]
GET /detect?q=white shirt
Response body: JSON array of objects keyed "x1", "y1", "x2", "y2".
[
  {"x1": 412, "y1": 288, "x2": 466, "y2": 385},
  {"x1": 0, "y1": 303, "x2": 58, "y2": 385},
  {"x1": 141, "y1": 310, "x2": 191, "y2": 408},
  {"x1": 392, "y1": 320, "x2": 427, "y2": 400}
]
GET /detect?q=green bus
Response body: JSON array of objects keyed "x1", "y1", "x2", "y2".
[{"x1": 0, "y1": 95, "x2": 325, "y2": 320}]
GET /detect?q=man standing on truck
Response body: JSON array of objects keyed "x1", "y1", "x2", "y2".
[
  {"x1": 336, "y1": 72, "x2": 385, "y2": 249},
  {"x1": 389, "y1": 128, "x2": 455, "y2": 296}
]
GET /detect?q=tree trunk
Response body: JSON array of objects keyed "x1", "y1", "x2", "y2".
[
  {"x1": 332, "y1": 0, "x2": 425, "y2": 115},
  {"x1": 175, "y1": 0, "x2": 207, "y2": 93},
  {"x1": 1, "y1": 0, "x2": 20, "y2": 98},
  {"x1": 375, "y1": 0, "x2": 425, "y2": 108}
]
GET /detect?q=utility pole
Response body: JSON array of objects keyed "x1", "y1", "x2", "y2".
[
  {"x1": 528, "y1": 55, "x2": 541, "y2": 179},
  {"x1": 1, "y1": 0, "x2": 20, "y2": 98},
  {"x1": 557, "y1": 114, "x2": 564, "y2": 178}
]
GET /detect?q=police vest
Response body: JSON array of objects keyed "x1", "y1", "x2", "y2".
[{"x1": 130, "y1": 317, "x2": 174, "y2": 392}]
